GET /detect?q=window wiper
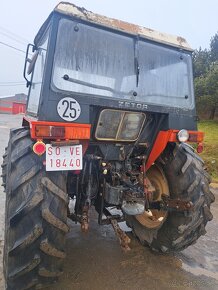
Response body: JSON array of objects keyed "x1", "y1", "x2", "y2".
[
  {"x1": 134, "y1": 57, "x2": 140, "y2": 87},
  {"x1": 134, "y1": 37, "x2": 140, "y2": 87},
  {"x1": 62, "y1": 74, "x2": 135, "y2": 97}
]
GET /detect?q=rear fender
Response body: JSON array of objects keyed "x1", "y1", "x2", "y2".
[{"x1": 145, "y1": 130, "x2": 204, "y2": 171}]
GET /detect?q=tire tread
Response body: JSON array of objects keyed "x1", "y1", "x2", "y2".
[
  {"x1": 4, "y1": 128, "x2": 68, "y2": 290},
  {"x1": 126, "y1": 143, "x2": 214, "y2": 253}
]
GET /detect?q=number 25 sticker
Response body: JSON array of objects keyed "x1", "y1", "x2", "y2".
[{"x1": 57, "y1": 97, "x2": 81, "y2": 121}]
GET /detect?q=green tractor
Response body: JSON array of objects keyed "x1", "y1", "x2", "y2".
[{"x1": 2, "y1": 2, "x2": 214, "y2": 289}]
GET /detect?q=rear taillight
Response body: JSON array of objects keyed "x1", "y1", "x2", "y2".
[
  {"x1": 189, "y1": 131, "x2": 204, "y2": 143},
  {"x1": 31, "y1": 121, "x2": 91, "y2": 140},
  {"x1": 35, "y1": 126, "x2": 65, "y2": 138}
]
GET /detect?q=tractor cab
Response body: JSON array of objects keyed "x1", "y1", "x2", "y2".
[{"x1": 24, "y1": 2, "x2": 195, "y2": 130}]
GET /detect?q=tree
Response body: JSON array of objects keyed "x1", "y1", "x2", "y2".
[
  {"x1": 205, "y1": 63, "x2": 218, "y2": 119},
  {"x1": 192, "y1": 47, "x2": 210, "y2": 78},
  {"x1": 194, "y1": 75, "x2": 206, "y2": 98},
  {"x1": 194, "y1": 62, "x2": 218, "y2": 119},
  {"x1": 210, "y1": 32, "x2": 218, "y2": 62},
  {"x1": 193, "y1": 32, "x2": 218, "y2": 120}
]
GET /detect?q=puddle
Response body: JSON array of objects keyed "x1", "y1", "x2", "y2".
[{"x1": 182, "y1": 263, "x2": 218, "y2": 280}]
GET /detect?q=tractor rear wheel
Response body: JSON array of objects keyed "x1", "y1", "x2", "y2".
[
  {"x1": 126, "y1": 143, "x2": 215, "y2": 252},
  {"x1": 4, "y1": 128, "x2": 69, "y2": 290}
]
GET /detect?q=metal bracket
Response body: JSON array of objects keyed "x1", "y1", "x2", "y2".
[
  {"x1": 149, "y1": 194, "x2": 193, "y2": 212},
  {"x1": 161, "y1": 194, "x2": 193, "y2": 211}
]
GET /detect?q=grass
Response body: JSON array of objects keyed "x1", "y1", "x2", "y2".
[{"x1": 198, "y1": 120, "x2": 218, "y2": 182}]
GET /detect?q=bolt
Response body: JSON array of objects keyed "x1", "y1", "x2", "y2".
[{"x1": 63, "y1": 74, "x2": 69, "y2": 80}]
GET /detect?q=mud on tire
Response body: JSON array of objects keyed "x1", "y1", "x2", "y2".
[
  {"x1": 4, "y1": 128, "x2": 69, "y2": 290},
  {"x1": 126, "y1": 143, "x2": 215, "y2": 253}
]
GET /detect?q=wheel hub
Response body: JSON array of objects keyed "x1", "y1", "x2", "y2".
[{"x1": 135, "y1": 164, "x2": 169, "y2": 229}]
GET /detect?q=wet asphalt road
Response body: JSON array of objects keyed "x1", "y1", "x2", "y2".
[{"x1": 0, "y1": 114, "x2": 218, "y2": 290}]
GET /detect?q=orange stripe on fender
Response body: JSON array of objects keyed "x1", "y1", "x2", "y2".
[{"x1": 145, "y1": 130, "x2": 204, "y2": 171}]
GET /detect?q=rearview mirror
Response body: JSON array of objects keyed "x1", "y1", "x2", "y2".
[
  {"x1": 27, "y1": 51, "x2": 39, "y2": 75},
  {"x1": 23, "y1": 43, "x2": 37, "y2": 87}
]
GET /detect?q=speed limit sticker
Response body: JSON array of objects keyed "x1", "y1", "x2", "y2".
[{"x1": 57, "y1": 97, "x2": 81, "y2": 121}]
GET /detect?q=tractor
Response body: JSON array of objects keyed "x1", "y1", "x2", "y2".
[{"x1": 2, "y1": 2, "x2": 214, "y2": 289}]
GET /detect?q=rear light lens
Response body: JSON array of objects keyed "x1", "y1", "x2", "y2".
[
  {"x1": 50, "y1": 126, "x2": 65, "y2": 137},
  {"x1": 188, "y1": 134, "x2": 198, "y2": 142},
  {"x1": 35, "y1": 125, "x2": 65, "y2": 138},
  {"x1": 177, "y1": 129, "x2": 189, "y2": 142},
  {"x1": 35, "y1": 126, "x2": 50, "y2": 137}
]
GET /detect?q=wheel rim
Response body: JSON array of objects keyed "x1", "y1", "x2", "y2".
[{"x1": 135, "y1": 164, "x2": 169, "y2": 229}]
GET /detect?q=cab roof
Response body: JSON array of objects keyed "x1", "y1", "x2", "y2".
[{"x1": 36, "y1": 1, "x2": 193, "y2": 52}]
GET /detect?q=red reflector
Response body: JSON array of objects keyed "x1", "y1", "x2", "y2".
[
  {"x1": 33, "y1": 141, "x2": 46, "y2": 155},
  {"x1": 197, "y1": 143, "x2": 204, "y2": 153},
  {"x1": 50, "y1": 126, "x2": 65, "y2": 137}
]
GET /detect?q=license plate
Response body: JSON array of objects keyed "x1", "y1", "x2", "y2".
[{"x1": 46, "y1": 144, "x2": 82, "y2": 171}]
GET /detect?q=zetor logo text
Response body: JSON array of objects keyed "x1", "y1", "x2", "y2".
[{"x1": 118, "y1": 101, "x2": 148, "y2": 110}]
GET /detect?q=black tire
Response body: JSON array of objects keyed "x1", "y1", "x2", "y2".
[
  {"x1": 1, "y1": 146, "x2": 8, "y2": 191},
  {"x1": 4, "y1": 128, "x2": 69, "y2": 290},
  {"x1": 126, "y1": 143, "x2": 215, "y2": 253}
]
